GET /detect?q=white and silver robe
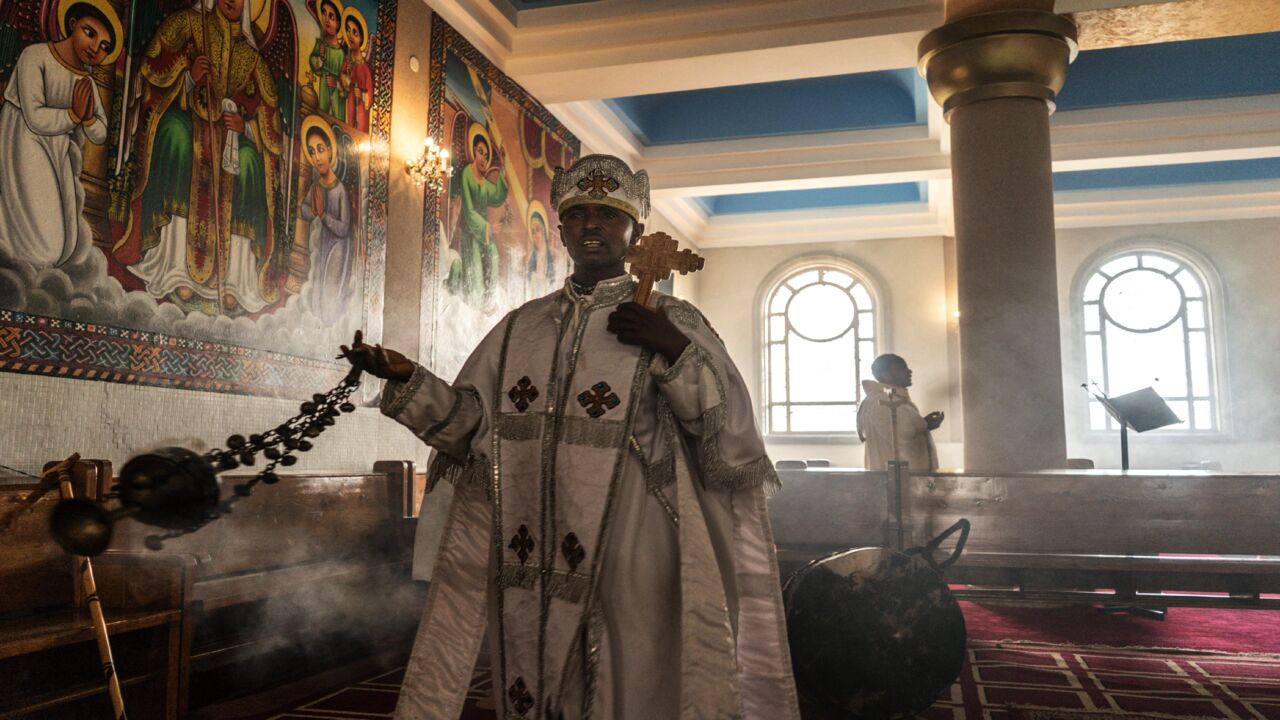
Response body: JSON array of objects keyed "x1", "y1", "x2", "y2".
[{"x1": 381, "y1": 275, "x2": 800, "y2": 720}]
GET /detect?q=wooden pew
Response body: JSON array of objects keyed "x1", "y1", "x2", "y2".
[
  {"x1": 769, "y1": 466, "x2": 1280, "y2": 609},
  {"x1": 107, "y1": 459, "x2": 426, "y2": 715},
  {"x1": 0, "y1": 461, "x2": 185, "y2": 719}
]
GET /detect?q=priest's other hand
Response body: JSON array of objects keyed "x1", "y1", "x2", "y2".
[
  {"x1": 339, "y1": 330, "x2": 414, "y2": 382},
  {"x1": 607, "y1": 302, "x2": 690, "y2": 364},
  {"x1": 925, "y1": 411, "x2": 945, "y2": 431}
]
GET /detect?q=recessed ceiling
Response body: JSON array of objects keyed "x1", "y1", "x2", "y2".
[
  {"x1": 695, "y1": 183, "x2": 928, "y2": 216},
  {"x1": 1057, "y1": 32, "x2": 1280, "y2": 110},
  {"x1": 604, "y1": 69, "x2": 926, "y2": 146},
  {"x1": 1054, "y1": 158, "x2": 1280, "y2": 192}
]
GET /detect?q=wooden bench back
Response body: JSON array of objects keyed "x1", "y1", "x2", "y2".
[
  {"x1": 770, "y1": 468, "x2": 1280, "y2": 557},
  {"x1": 0, "y1": 462, "x2": 109, "y2": 616},
  {"x1": 109, "y1": 466, "x2": 416, "y2": 580},
  {"x1": 908, "y1": 470, "x2": 1280, "y2": 557}
]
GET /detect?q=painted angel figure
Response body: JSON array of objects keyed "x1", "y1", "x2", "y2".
[
  {"x1": 298, "y1": 116, "x2": 354, "y2": 324},
  {"x1": 338, "y1": 6, "x2": 371, "y2": 132},
  {"x1": 0, "y1": 0, "x2": 119, "y2": 268},
  {"x1": 308, "y1": 0, "x2": 346, "y2": 121}
]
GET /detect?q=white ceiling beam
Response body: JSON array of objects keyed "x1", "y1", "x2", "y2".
[{"x1": 1053, "y1": 179, "x2": 1280, "y2": 228}]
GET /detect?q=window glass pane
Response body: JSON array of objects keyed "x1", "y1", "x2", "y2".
[
  {"x1": 850, "y1": 283, "x2": 872, "y2": 309},
  {"x1": 1089, "y1": 401, "x2": 1110, "y2": 431},
  {"x1": 790, "y1": 404, "x2": 858, "y2": 432},
  {"x1": 858, "y1": 339, "x2": 876, "y2": 368},
  {"x1": 1188, "y1": 331, "x2": 1210, "y2": 394},
  {"x1": 769, "y1": 344, "x2": 787, "y2": 403},
  {"x1": 771, "y1": 405, "x2": 788, "y2": 433},
  {"x1": 1163, "y1": 400, "x2": 1190, "y2": 430},
  {"x1": 1193, "y1": 400, "x2": 1213, "y2": 430},
  {"x1": 769, "y1": 314, "x2": 786, "y2": 340},
  {"x1": 1083, "y1": 303, "x2": 1101, "y2": 332},
  {"x1": 1173, "y1": 269, "x2": 1203, "y2": 298},
  {"x1": 824, "y1": 270, "x2": 854, "y2": 288},
  {"x1": 1141, "y1": 254, "x2": 1180, "y2": 274},
  {"x1": 857, "y1": 311, "x2": 875, "y2": 339},
  {"x1": 788, "y1": 270, "x2": 820, "y2": 289},
  {"x1": 1108, "y1": 322, "x2": 1188, "y2": 397},
  {"x1": 769, "y1": 286, "x2": 793, "y2": 314},
  {"x1": 1085, "y1": 334, "x2": 1105, "y2": 386},
  {"x1": 1102, "y1": 269, "x2": 1183, "y2": 331},
  {"x1": 788, "y1": 283, "x2": 855, "y2": 340},
  {"x1": 1185, "y1": 300, "x2": 1205, "y2": 330},
  {"x1": 1101, "y1": 255, "x2": 1139, "y2": 275},
  {"x1": 789, "y1": 333, "x2": 857, "y2": 403},
  {"x1": 1083, "y1": 273, "x2": 1107, "y2": 302}
]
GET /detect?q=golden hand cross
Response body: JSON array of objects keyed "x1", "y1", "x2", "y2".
[{"x1": 625, "y1": 232, "x2": 705, "y2": 307}]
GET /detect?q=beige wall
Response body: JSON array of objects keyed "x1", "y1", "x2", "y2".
[
  {"x1": 695, "y1": 216, "x2": 1280, "y2": 472},
  {"x1": 0, "y1": 4, "x2": 436, "y2": 477},
  {"x1": 699, "y1": 235, "x2": 961, "y2": 468},
  {"x1": 1056, "y1": 217, "x2": 1280, "y2": 472}
]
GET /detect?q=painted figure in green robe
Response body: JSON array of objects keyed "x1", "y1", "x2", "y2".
[
  {"x1": 308, "y1": 0, "x2": 346, "y2": 121},
  {"x1": 446, "y1": 128, "x2": 508, "y2": 302}
]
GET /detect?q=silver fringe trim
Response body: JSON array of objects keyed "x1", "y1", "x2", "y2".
[
  {"x1": 497, "y1": 413, "x2": 544, "y2": 442},
  {"x1": 380, "y1": 363, "x2": 430, "y2": 418},
  {"x1": 560, "y1": 416, "x2": 626, "y2": 449},
  {"x1": 689, "y1": 346, "x2": 782, "y2": 494},
  {"x1": 424, "y1": 451, "x2": 490, "y2": 495},
  {"x1": 653, "y1": 340, "x2": 699, "y2": 384},
  {"x1": 497, "y1": 563, "x2": 591, "y2": 605},
  {"x1": 630, "y1": 435, "x2": 678, "y2": 527}
]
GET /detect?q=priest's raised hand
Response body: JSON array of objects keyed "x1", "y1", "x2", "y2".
[
  {"x1": 606, "y1": 301, "x2": 690, "y2": 363},
  {"x1": 338, "y1": 330, "x2": 414, "y2": 382}
]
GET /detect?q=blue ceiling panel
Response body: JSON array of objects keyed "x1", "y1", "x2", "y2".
[
  {"x1": 1057, "y1": 32, "x2": 1280, "y2": 111},
  {"x1": 696, "y1": 182, "x2": 927, "y2": 216},
  {"x1": 606, "y1": 69, "x2": 927, "y2": 146},
  {"x1": 1054, "y1": 157, "x2": 1280, "y2": 191}
]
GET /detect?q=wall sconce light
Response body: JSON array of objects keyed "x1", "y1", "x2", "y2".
[{"x1": 406, "y1": 137, "x2": 452, "y2": 209}]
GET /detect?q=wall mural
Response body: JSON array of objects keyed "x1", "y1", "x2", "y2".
[
  {"x1": 0, "y1": 0, "x2": 396, "y2": 398},
  {"x1": 423, "y1": 14, "x2": 580, "y2": 379}
]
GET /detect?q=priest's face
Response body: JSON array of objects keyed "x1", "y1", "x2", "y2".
[{"x1": 558, "y1": 203, "x2": 641, "y2": 273}]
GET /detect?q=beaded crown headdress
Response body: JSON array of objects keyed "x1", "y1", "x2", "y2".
[{"x1": 551, "y1": 154, "x2": 650, "y2": 221}]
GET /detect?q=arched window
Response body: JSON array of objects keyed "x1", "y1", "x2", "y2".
[
  {"x1": 763, "y1": 262, "x2": 878, "y2": 434},
  {"x1": 1080, "y1": 248, "x2": 1219, "y2": 432}
]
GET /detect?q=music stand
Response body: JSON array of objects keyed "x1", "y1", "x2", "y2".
[
  {"x1": 1084, "y1": 386, "x2": 1181, "y2": 620},
  {"x1": 1089, "y1": 387, "x2": 1181, "y2": 471}
]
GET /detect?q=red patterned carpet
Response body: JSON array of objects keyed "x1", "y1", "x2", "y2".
[{"x1": 262, "y1": 603, "x2": 1280, "y2": 719}]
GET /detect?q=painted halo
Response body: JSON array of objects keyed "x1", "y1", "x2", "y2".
[
  {"x1": 301, "y1": 115, "x2": 338, "y2": 164},
  {"x1": 252, "y1": 0, "x2": 269, "y2": 23},
  {"x1": 467, "y1": 122, "x2": 492, "y2": 162},
  {"x1": 526, "y1": 199, "x2": 549, "y2": 246},
  {"x1": 313, "y1": 0, "x2": 346, "y2": 29},
  {"x1": 341, "y1": 6, "x2": 369, "y2": 54},
  {"x1": 58, "y1": 0, "x2": 124, "y2": 65}
]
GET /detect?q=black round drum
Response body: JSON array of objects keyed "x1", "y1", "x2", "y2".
[{"x1": 783, "y1": 520, "x2": 970, "y2": 720}]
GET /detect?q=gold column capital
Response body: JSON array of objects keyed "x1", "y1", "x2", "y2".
[{"x1": 918, "y1": 9, "x2": 1078, "y2": 119}]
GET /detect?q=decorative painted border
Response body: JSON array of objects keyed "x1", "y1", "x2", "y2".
[
  {"x1": 0, "y1": 310, "x2": 345, "y2": 397},
  {"x1": 0, "y1": 0, "x2": 399, "y2": 400},
  {"x1": 421, "y1": 13, "x2": 581, "y2": 372}
]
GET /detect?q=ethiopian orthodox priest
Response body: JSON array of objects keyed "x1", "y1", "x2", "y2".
[{"x1": 343, "y1": 154, "x2": 800, "y2": 719}]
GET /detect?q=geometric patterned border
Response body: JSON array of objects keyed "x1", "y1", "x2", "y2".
[
  {"x1": 0, "y1": 310, "x2": 344, "y2": 400},
  {"x1": 0, "y1": 0, "x2": 398, "y2": 400}
]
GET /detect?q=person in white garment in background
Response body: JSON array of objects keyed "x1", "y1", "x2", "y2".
[
  {"x1": 342, "y1": 153, "x2": 800, "y2": 720},
  {"x1": 857, "y1": 353, "x2": 943, "y2": 471}
]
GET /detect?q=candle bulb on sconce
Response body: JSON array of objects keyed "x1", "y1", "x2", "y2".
[{"x1": 406, "y1": 135, "x2": 453, "y2": 217}]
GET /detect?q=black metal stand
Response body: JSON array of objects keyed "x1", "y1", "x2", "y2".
[{"x1": 1120, "y1": 423, "x2": 1130, "y2": 471}]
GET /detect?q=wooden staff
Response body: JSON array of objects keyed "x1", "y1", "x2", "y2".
[
  {"x1": 57, "y1": 464, "x2": 128, "y2": 720},
  {"x1": 625, "y1": 232, "x2": 704, "y2": 307}
]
